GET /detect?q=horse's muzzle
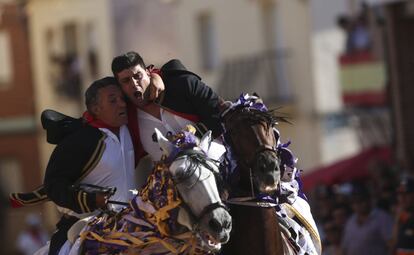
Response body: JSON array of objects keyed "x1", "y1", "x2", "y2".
[{"x1": 253, "y1": 151, "x2": 280, "y2": 194}]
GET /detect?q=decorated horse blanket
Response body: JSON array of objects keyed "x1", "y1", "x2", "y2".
[{"x1": 67, "y1": 163, "x2": 210, "y2": 255}]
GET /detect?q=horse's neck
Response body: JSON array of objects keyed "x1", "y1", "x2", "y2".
[
  {"x1": 222, "y1": 205, "x2": 284, "y2": 255},
  {"x1": 229, "y1": 165, "x2": 256, "y2": 196}
]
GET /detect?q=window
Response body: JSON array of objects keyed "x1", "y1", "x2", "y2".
[
  {"x1": 0, "y1": 31, "x2": 13, "y2": 88},
  {"x1": 0, "y1": 158, "x2": 23, "y2": 194},
  {"x1": 197, "y1": 12, "x2": 219, "y2": 71},
  {"x1": 47, "y1": 23, "x2": 82, "y2": 100},
  {"x1": 86, "y1": 22, "x2": 99, "y2": 79}
]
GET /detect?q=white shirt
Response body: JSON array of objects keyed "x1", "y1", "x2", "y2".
[
  {"x1": 59, "y1": 125, "x2": 136, "y2": 218},
  {"x1": 137, "y1": 108, "x2": 226, "y2": 161}
]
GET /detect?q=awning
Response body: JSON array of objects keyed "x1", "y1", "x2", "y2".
[{"x1": 301, "y1": 146, "x2": 391, "y2": 192}]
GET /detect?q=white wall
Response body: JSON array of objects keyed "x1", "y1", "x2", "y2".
[
  {"x1": 110, "y1": 0, "x2": 180, "y2": 66},
  {"x1": 174, "y1": 0, "x2": 265, "y2": 88}
]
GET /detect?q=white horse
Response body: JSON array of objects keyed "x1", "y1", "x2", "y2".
[{"x1": 56, "y1": 128, "x2": 232, "y2": 255}]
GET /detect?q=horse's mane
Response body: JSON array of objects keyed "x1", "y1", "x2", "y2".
[
  {"x1": 172, "y1": 150, "x2": 218, "y2": 184},
  {"x1": 225, "y1": 106, "x2": 290, "y2": 131}
]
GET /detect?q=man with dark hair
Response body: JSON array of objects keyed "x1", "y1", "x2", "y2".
[
  {"x1": 111, "y1": 51, "x2": 224, "y2": 163},
  {"x1": 341, "y1": 187, "x2": 394, "y2": 255},
  {"x1": 43, "y1": 77, "x2": 136, "y2": 255},
  {"x1": 392, "y1": 177, "x2": 414, "y2": 255}
]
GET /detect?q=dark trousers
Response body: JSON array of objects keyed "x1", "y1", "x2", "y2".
[{"x1": 48, "y1": 215, "x2": 79, "y2": 255}]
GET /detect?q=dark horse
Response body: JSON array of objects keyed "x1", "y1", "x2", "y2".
[{"x1": 219, "y1": 95, "x2": 288, "y2": 255}]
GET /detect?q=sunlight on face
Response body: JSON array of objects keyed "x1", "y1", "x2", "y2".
[
  {"x1": 94, "y1": 85, "x2": 127, "y2": 127},
  {"x1": 116, "y1": 65, "x2": 151, "y2": 107}
]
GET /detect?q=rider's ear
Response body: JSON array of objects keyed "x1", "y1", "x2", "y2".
[
  {"x1": 89, "y1": 104, "x2": 100, "y2": 118},
  {"x1": 146, "y1": 64, "x2": 154, "y2": 76}
]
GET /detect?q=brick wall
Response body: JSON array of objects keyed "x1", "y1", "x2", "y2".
[{"x1": 0, "y1": 3, "x2": 35, "y2": 117}]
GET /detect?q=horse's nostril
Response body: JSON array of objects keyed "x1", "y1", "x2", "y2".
[
  {"x1": 225, "y1": 220, "x2": 232, "y2": 230},
  {"x1": 260, "y1": 160, "x2": 276, "y2": 173},
  {"x1": 209, "y1": 218, "x2": 222, "y2": 232},
  {"x1": 220, "y1": 235, "x2": 229, "y2": 243},
  {"x1": 265, "y1": 175, "x2": 275, "y2": 185}
]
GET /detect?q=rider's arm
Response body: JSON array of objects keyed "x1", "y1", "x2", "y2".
[
  {"x1": 159, "y1": 59, "x2": 224, "y2": 138},
  {"x1": 44, "y1": 126, "x2": 104, "y2": 214},
  {"x1": 184, "y1": 75, "x2": 224, "y2": 138},
  {"x1": 146, "y1": 72, "x2": 165, "y2": 102}
]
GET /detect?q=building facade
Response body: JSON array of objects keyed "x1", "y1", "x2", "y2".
[{"x1": 0, "y1": 1, "x2": 43, "y2": 253}]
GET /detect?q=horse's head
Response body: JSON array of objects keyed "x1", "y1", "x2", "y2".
[
  {"x1": 155, "y1": 128, "x2": 232, "y2": 251},
  {"x1": 221, "y1": 95, "x2": 281, "y2": 195}
]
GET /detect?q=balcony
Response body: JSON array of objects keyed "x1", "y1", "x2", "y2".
[{"x1": 217, "y1": 49, "x2": 292, "y2": 104}]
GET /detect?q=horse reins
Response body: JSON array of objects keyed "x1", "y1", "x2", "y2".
[
  {"x1": 222, "y1": 107, "x2": 280, "y2": 208},
  {"x1": 171, "y1": 149, "x2": 229, "y2": 225}
]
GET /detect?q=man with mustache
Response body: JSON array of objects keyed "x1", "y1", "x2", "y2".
[{"x1": 43, "y1": 77, "x2": 136, "y2": 255}]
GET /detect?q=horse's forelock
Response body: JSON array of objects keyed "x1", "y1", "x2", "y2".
[{"x1": 224, "y1": 108, "x2": 275, "y2": 132}]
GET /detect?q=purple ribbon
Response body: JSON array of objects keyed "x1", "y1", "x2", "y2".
[
  {"x1": 236, "y1": 93, "x2": 268, "y2": 112},
  {"x1": 164, "y1": 131, "x2": 199, "y2": 164}
]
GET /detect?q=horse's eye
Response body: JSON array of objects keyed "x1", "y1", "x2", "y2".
[{"x1": 152, "y1": 132, "x2": 158, "y2": 142}]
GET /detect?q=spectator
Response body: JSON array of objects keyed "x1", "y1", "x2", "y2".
[
  {"x1": 392, "y1": 177, "x2": 414, "y2": 255},
  {"x1": 15, "y1": 213, "x2": 49, "y2": 255},
  {"x1": 341, "y1": 188, "x2": 394, "y2": 255},
  {"x1": 322, "y1": 221, "x2": 342, "y2": 255},
  {"x1": 0, "y1": 186, "x2": 7, "y2": 254}
]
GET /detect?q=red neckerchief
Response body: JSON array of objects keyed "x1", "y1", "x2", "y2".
[
  {"x1": 126, "y1": 104, "x2": 147, "y2": 166},
  {"x1": 147, "y1": 65, "x2": 162, "y2": 76},
  {"x1": 162, "y1": 108, "x2": 200, "y2": 122},
  {"x1": 82, "y1": 111, "x2": 120, "y2": 134}
]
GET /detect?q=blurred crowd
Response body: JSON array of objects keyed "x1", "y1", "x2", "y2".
[
  {"x1": 337, "y1": 3, "x2": 372, "y2": 55},
  {"x1": 308, "y1": 160, "x2": 414, "y2": 255}
]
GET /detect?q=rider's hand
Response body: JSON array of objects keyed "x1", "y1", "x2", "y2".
[
  {"x1": 145, "y1": 72, "x2": 164, "y2": 102},
  {"x1": 95, "y1": 193, "x2": 108, "y2": 209}
]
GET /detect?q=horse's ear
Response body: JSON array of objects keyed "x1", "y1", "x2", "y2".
[
  {"x1": 219, "y1": 101, "x2": 233, "y2": 116},
  {"x1": 155, "y1": 128, "x2": 175, "y2": 156},
  {"x1": 252, "y1": 92, "x2": 263, "y2": 104},
  {"x1": 199, "y1": 130, "x2": 212, "y2": 153}
]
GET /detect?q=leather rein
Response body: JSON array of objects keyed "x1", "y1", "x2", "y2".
[
  {"x1": 171, "y1": 149, "x2": 229, "y2": 223},
  {"x1": 222, "y1": 108, "x2": 279, "y2": 208}
]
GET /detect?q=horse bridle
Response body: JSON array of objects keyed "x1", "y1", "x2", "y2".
[
  {"x1": 170, "y1": 149, "x2": 229, "y2": 224},
  {"x1": 222, "y1": 107, "x2": 280, "y2": 205},
  {"x1": 224, "y1": 109, "x2": 278, "y2": 169}
]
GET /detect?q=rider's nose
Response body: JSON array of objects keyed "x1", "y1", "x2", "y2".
[{"x1": 132, "y1": 77, "x2": 140, "y2": 86}]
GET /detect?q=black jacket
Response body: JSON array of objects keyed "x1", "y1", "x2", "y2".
[{"x1": 159, "y1": 59, "x2": 223, "y2": 137}]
